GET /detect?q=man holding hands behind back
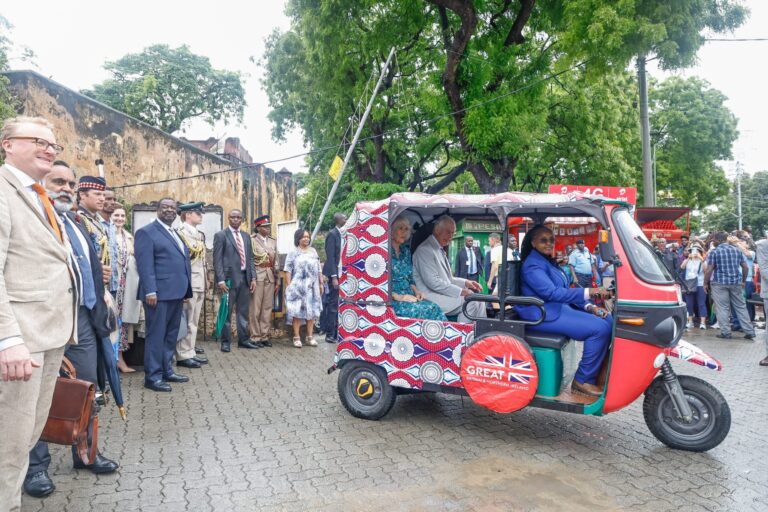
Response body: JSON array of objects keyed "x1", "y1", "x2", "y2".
[
  {"x1": 134, "y1": 198, "x2": 193, "y2": 392},
  {"x1": 213, "y1": 209, "x2": 258, "y2": 352},
  {"x1": 0, "y1": 117, "x2": 77, "y2": 511}
]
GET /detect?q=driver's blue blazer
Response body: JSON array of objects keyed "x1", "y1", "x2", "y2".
[{"x1": 517, "y1": 249, "x2": 587, "y2": 322}]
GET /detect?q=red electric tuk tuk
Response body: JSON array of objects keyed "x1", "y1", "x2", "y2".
[{"x1": 328, "y1": 192, "x2": 730, "y2": 452}]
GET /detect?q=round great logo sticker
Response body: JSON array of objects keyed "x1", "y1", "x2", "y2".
[{"x1": 460, "y1": 334, "x2": 538, "y2": 413}]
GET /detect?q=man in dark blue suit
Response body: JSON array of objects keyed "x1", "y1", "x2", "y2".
[
  {"x1": 135, "y1": 198, "x2": 193, "y2": 392},
  {"x1": 322, "y1": 212, "x2": 346, "y2": 343}
]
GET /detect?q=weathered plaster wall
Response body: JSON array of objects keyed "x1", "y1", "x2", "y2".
[{"x1": 3, "y1": 70, "x2": 296, "y2": 233}]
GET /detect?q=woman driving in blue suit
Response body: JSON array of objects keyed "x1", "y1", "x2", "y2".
[{"x1": 516, "y1": 225, "x2": 612, "y2": 397}]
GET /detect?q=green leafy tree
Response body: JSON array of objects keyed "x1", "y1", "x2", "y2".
[
  {"x1": 83, "y1": 44, "x2": 246, "y2": 134},
  {"x1": 702, "y1": 171, "x2": 768, "y2": 236},
  {"x1": 262, "y1": 0, "x2": 746, "y2": 202},
  {"x1": 0, "y1": 16, "x2": 20, "y2": 128},
  {"x1": 650, "y1": 77, "x2": 736, "y2": 210},
  {"x1": 297, "y1": 168, "x2": 406, "y2": 230}
]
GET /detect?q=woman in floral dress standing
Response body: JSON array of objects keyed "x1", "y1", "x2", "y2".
[
  {"x1": 111, "y1": 206, "x2": 142, "y2": 372},
  {"x1": 284, "y1": 229, "x2": 324, "y2": 347}
]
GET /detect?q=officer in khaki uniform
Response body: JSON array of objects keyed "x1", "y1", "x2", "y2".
[
  {"x1": 249, "y1": 215, "x2": 277, "y2": 347},
  {"x1": 175, "y1": 202, "x2": 208, "y2": 368}
]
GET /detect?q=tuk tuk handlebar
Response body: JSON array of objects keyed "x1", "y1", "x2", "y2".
[{"x1": 461, "y1": 294, "x2": 546, "y2": 325}]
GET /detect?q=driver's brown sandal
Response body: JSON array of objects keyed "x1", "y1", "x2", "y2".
[{"x1": 571, "y1": 380, "x2": 603, "y2": 397}]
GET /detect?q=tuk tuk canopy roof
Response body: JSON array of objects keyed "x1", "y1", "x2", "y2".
[{"x1": 378, "y1": 192, "x2": 615, "y2": 226}]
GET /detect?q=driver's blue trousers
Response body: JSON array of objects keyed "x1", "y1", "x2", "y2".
[{"x1": 528, "y1": 306, "x2": 612, "y2": 385}]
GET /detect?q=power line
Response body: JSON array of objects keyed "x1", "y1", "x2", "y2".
[
  {"x1": 114, "y1": 59, "x2": 589, "y2": 191},
  {"x1": 705, "y1": 38, "x2": 768, "y2": 42}
]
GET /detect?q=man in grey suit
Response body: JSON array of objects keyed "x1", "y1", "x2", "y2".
[
  {"x1": 0, "y1": 117, "x2": 77, "y2": 511},
  {"x1": 413, "y1": 216, "x2": 486, "y2": 322},
  {"x1": 756, "y1": 234, "x2": 768, "y2": 367},
  {"x1": 213, "y1": 209, "x2": 258, "y2": 352}
]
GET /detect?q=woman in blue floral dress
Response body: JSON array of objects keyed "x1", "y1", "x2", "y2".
[
  {"x1": 284, "y1": 229, "x2": 324, "y2": 347},
  {"x1": 390, "y1": 216, "x2": 447, "y2": 321}
]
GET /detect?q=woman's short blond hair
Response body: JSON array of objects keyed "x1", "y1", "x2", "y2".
[{"x1": 392, "y1": 216, "x2": 412, "y2": 235}]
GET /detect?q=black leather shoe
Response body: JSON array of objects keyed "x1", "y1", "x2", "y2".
[
  {"x1": 221, "y1": 342, "x2": 231, "y2": 353},
  {"x1": 192, "y1": 356, "x2": 209, "y2": 365},
  {"x1": 144, "y1": 379, "x2": 172, "y2": 392},
  {"x1": 177, "y1": 358, "x2": 202, "y2": 369},
  {"x1": 23, "y1": 471, "x2": 55, "y2": 498},
  {"x1": 238, "y1": 341, "x2": 261, "y2": 349},
  {"x1": 715, "y1": 333, "x2": 732, "y2": 339},
  {"x1": 73, "y1": 453, "x2": 119, "y2": 474},
  {"x1": 325, "y1": 336, "x2": 336, "y2": 344},
  {"x1": 164, "y1": 373, "x2": 189, "y2": 383},
  {"x1": 195, "y1": 347, "x2": 205, "y2": 354},
  {"x1": 744, "y1": 333, "x2": 756, "y2": 340},
  {"x1": 261, "y1": 340, "x2": 273, "y2": 347}
]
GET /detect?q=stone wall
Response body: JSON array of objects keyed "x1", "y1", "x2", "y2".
[{"x1": 3, "y1": 70, "x2": 296, "y2": 234}]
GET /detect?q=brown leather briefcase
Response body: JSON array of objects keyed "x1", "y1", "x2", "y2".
[{"x1": 40, "y1": 357, "x2": 98, "y2": 465}]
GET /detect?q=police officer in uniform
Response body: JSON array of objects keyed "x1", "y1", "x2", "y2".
[
  {"x1": 249, "y1": 215, "x2": 277, "y2": 347},
  {"x1": 175, "y1": 202, "x2": 208, "y2": 368}
]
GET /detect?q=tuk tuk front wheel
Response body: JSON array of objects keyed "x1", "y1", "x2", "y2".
[
  {"x1": 643, "y1": 375, "x2": 730, "y2": 452},
  {"x1": 338, "y1": 362, "x2": 396, "y2": 420}
]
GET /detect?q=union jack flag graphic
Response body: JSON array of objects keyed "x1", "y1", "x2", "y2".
[
  {"x1": 507, "y1": 359, "x2": 534, "y2": 384},
  {"x1": 484, "y1": 355, "x2": 505, "y2": 367},
  {"x1": 476, "y1": 355, "x2": 535, "y2": 384}
]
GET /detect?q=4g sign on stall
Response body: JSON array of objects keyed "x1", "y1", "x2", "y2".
[{"x1": 549, "y1": 185, "x2": 637, "y2": 206}]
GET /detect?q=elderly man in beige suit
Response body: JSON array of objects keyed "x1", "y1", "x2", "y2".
[{"x1": 0, "y1": 116, "x2": 77, "y2": 512}]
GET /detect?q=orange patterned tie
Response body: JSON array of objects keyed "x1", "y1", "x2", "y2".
[{"x1": 31, "y1": 183, "x2": 63, "y2": 244}]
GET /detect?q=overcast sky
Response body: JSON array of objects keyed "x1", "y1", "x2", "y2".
[{"x1": 3, "y1": 1, "x2": 767, "y2": 179}]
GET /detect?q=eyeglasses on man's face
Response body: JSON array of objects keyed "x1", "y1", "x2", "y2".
[{"x1": 7, "y1": 136, "x2": 65, "y2": 155}]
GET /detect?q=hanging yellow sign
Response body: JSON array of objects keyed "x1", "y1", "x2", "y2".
[{"x1": 328, "y1": 155, "x2": 343, "y2": 180}]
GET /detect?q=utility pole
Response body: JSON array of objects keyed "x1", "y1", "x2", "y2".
[
  {"x1": 736, "y1": 161, "x2": 743, "y2": 230},
  {"x1": 638, "y1": 55, "x2": 654, "y2": 207},
  {"x1": 311, "y1": 47, "x2": 396, "y2": 243}
]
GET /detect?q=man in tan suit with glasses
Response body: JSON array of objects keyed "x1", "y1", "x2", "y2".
[{"x1": 0, "y1": 117, "x2": 77, "y2": 512}]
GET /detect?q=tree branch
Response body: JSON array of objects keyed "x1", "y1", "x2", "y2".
[
  {"x1": 426, "y1": 162, "x2": 468, "y2": 193},
  {"x1": 428, "y1": 0, "x2": 477, "y2": 154},
  {"x1": 504, "y1": 0, "x2": 535, "y2": 47},
  {"x1": 489, "y1": 0, "x2": 513, "y2": 29}
]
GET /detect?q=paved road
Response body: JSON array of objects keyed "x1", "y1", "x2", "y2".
[{"x1": 22, "y1": 327, "x2": 768, "y2": 512}]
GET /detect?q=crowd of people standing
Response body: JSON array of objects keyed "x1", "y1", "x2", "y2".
[{"x1": 0, "y1": 116, "x2": 344, "y2": 510}]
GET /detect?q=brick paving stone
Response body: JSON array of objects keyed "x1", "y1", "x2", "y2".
[{"x1": 19, "y1": 327, "x2": 768, "y2": 511}]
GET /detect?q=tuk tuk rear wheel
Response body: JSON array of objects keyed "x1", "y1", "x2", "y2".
[
  {"x1": 643, "y1": 375, "x2": 730, "y2": 452},
  {"x1": 338, "y1": 362, "x2": 396, "y2": 420}
]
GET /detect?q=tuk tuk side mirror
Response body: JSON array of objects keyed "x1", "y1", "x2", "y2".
[{"x1": 598, "y1": 229, "x2": 619, "y2": 267}]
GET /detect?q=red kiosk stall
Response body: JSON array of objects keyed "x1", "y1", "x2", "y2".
[
  {"x1": 635, "y1": 207, "x2": 691, "y2": 244},
  {"x1": 547, "y1": 185, "x2": 637, "y2": 254}
]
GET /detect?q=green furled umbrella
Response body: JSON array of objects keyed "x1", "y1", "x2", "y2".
[{"x1": 214, "y1": 280, "x2": 230, "y2": 339}]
